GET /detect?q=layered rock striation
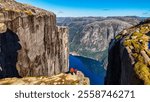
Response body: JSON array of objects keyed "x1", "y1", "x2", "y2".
[{"x1": 0, "y1": 0, "x2": 69, "y2": 78}]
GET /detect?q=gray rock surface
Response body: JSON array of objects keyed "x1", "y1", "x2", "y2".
[{"x1": 0, "y1": 0, "x2": 69, "y2": 77}]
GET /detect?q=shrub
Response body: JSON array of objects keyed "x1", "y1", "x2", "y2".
[
  {"x1": 123, "y1": 40, "x2": 131, "y2": 46},
  {"x1": 140, "y1": 26, "x2": 149, "y2": 33},
  {"x1": 134, "y1": 62, "x2": 150, "y2": 85},
  {"x1": 24, "y1": 10, "x2": 33, "y2": 15},
  {"x1": 115, "y1": 35, "x2": 121, "y2": 40},
  {"x1": 132, "y1": 32, "x2": 143, "y2": 38},
  {"x1": 137, "y1": 55, "x2": 145, "y2": 62},
  {"x1": 132, "y1": 53, "x2": 138, "y2": 58}
]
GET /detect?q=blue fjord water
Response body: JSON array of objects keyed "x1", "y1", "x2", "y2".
[{"x1": 69, "y1": 55, "x2": 106, "y2": 85}]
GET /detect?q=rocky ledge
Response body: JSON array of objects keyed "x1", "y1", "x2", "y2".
[
  {"x1": 105, "y1": 19, "x2": 150, "y2": 85},
  {"x1": 0, "y1": 71, "x2": 90, "y2": 85}
]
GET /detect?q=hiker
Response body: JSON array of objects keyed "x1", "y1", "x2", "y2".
[{"x1": 70, "y1": 68, "x2": 77, "y2": 75}]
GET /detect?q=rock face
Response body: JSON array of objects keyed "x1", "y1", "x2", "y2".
[
  {"x1": 57, "y1": 17, "x2": 141, "y2": 67},
  {"x1": 105, "y1": 19, "x2": 150, "y2": 85},
  {"x1": 105, "y1": 39, "x2": 143, "y2": 85},
  {"x1": 0, "y1": 0, "x2": 69, "y2": 77}
]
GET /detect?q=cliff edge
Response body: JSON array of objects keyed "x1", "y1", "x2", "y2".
[
  {"x1": 105, "y1": 19, "x2": 150, "y2": 85},
  {"x1": 0, "y1": 0, "x2": 69, "y2": 77},
  {"x1": 0, "y1": 71, "x2": 90, "y2": 85}
]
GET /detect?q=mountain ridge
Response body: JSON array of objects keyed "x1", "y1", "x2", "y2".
[{"x1": 57, "y1": 17, "x2": 141, "y2": 67}]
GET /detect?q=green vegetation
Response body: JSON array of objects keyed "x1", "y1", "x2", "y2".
[
  {"x1": 3, "y1": 7, "x2": 33, "y2": 15},
  {"x1": 115, "y1": 34, "x2": 121, "y2": 40},
  {"x1": 132, "y1": 32, "x2": 143, "y2": 37},
  {"x1": 140, "y1": 26, "x2": 149, "y2": 33},
  {"x1": 132, "y1": 53, "x2": 138, "y2": 58},
  {"x1": 137, "y1": 55, "x2": 145, "y2": 62},
  {"x1": 134, "y1": 62, "x2": 150, "y2": 84},
  {"x1": 123, "y1": 40, "x2": 132, "y2": 46},
  {"x1": 24, "y1": 10, "x2": 33, "y2": 15},
  {"x1": 122, "y1": 24, "x2": 150, "y2": 85}
]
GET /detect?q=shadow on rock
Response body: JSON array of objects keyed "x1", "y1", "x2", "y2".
[{"x1": 0, "y1": 29, "x2": 21, "y2": 78}]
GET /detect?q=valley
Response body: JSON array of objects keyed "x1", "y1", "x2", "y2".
[{"x1": 57, "y1": 17, "x2": 142, "y2": 67}]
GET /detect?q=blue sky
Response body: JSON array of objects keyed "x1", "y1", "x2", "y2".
[{"x1": 16, "y1": 0, "x2": 150, "y2": 17}]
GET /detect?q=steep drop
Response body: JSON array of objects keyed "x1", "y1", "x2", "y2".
[{"x1": 105, "y1": 19, "x2": 150, "y2": 85}]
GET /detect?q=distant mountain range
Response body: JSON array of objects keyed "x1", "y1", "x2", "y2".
[{"x1": 57, "y1": 16, "x2": 143, "y2": 67}]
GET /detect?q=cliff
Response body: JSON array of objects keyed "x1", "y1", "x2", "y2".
[
  {"x1": 105, "y1": 19, "x2": 150, "y2": 85},
  {"x1": 0, "y1": 0, "x2": 69, "y2": 78}
]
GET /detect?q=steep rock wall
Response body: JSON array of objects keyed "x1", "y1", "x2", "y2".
[
  {"x1": 0, "y1": 0, "x2": 69, "y2": 77},
  {"x1": 105, "y1": 39, "x2": 143, "y2": 85},
  {"x1": 105, "y1": 19, "x2": 150, "y2": 85}
]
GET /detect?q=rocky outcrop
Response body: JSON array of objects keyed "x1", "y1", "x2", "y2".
[
  {"x1": 0, "y1": 71, "x2": 90, "y2": 85},
  {"x1": 57, "y1": 17, "x2": 141, "y2": 67},
  {"x1": 105, "y1": 19, "x2": 150, "y2": 85},
  {"x1": 0, "y1": 0, "x2": 69, "y2": 77}
]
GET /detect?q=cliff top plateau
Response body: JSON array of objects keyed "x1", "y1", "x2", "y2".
[{"x1": 0, "y1": 0, "x2": 55, "y2": 17}]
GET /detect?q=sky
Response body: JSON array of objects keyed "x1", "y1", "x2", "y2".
[{"x1": 16, "y1": 0, "x2": 150, "y2": 17}]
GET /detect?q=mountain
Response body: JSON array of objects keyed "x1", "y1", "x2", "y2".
[
  {"x1": 57, "y1": 17, "x2": 142, "y2": 67},
  {"x1": 69, "y1": 54, "x2": 105, "y2": 85},
  {"x1": 105, "y1": 18, "x2": 150, "y2": 85}
]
